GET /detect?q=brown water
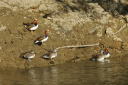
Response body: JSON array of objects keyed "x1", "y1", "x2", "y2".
[{"x1": 0, "y1": 57, "x2": 128, "y2": 85}]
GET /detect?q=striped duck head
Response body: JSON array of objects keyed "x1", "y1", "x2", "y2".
[
  {"x1": 31, "y1": 18, "x2": 38, "y2": 25},
  {"x1": 103, "y1": 48, "x2": 109, "y2": 55},
  {"x1": 44, "y1": 29, "x2": 50, "y2": 36}
]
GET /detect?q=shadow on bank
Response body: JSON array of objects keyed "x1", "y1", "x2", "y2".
[{"x1": 56, "y1": 0, "x2": 128, "y2": 16}]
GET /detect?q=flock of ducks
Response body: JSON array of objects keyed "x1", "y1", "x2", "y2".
[
  {"x1": 21, "y1": 18, "x2": 111, "y2": 63},
  {"x1": 22, "y1": 18, "x2": 58, "y2": 62}
]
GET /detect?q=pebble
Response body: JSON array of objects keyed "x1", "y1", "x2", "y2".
[
  {"x1": 24, "y1": 17, "x2": 27, "y2": 19},
  {"x1": 0, "y1": 46, "x2": 2, "y2": 50},
  {"x1": 0, "y1": 25, "x2": 6, "y2": 32}
]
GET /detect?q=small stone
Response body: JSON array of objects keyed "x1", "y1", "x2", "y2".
[
  {"x1": 106, "y1": 27, "x2": 122, "y2": 42},
  {"x1": 0, "y1": 25, "x2": 6, "y2": 32},
  {"x1": 4, "y1": 42, "x2": 7, "y2": 44},
  {"x1": 24, "y1": 17, "x2": 27, "y2": 19},
  {"x1": 0, "y1": 46, "x2": 2, "y2": 50},
  {"x1": 11, "y1": 41, "x2": 14, "y2": 44},
  {"x1": 96, "y1": 28, "x2": 103, "y2": 37}
]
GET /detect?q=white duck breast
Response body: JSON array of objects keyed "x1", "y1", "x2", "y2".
[
  {"x1": 104, "y1": 53, "x2": 110, "y2": 58},
  {"x1": 41, "y1": 36, "x2": 48, "y2": 43},
  {"x1": 97, "y1": 53, "x2": 110, "y2": 62},
  {"x1": 29, "y1": 24, "x2": 39, "y2": 31},
  {"x1": 97, "y1": 55, "x2": 106, "y2": 62},
  {"x1": 34, "y1": 36, "x2": 48, "y2": 46}
]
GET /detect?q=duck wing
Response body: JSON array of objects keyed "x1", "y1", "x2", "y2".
[
  {"x1": 29, "y1": 24, "x2": 38, "y2": 31},
  {"x1": 36, "y1": 36, "x2": 44, "y2": 41},
  {"x1": 23, "y1": 22, "x2": 32, "y2": 27},
  {"x1": 23, "y1": 53, "x2": 34, "y2": 58},
  {"x1": 41, "y1": 36, "x2": 48, "y2": 42},
  {"x1": 90, "y1": 54, "x2": 101, "y2": 61},
  {"x1": 42, "y1": 53, "x2": 50, "y2": 59}
]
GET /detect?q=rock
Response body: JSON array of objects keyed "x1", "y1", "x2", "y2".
[
  {"x1": 121, "y1": 0, "x2": 128, "y2": 5},
  {"x1": 97, "y1": 29, "x2": 103, "y2": 37},
  {"x1": 45, "y1": 11, "x2": 91, "y2": 30},
  {"x1": 0, "y1": 1, "x2": 11, "y2": 8},
  {"x1": 121, "y1": 42, "x2": 128, "y2": 49},
  {"x1": 106, "y1": 27, "x2": 122, "y2": 42},
  {"x1": 0, "y1": 25, "x2": 6, "y2": 32},
  {"x1": 112, "y1": 41, "x2": 122, "y2": 49},
  {"x1": 88, "y1": 3, "x2": 104, "y2": 14},
  {"x1": 102, "y1": 39, "x2": 122, "y2": 49},
  {"x1": 124, "y1": 15, "x2": 128, "y2": 23},
  {"x1": 3, "y1": 0, "x2": 42, "y2": 9},
  {"x1": 12, "y1": 6, "x2": 18, "y2": 11},
  {"x1": 0, "y1": 46, "x2": 2, "y2": 50},
  {"x1": 88, "y1": 3, "x2": 111, "y2": 23},
  {"x1": 38, "y1": 1, "x2": 60, "y2": 13}
]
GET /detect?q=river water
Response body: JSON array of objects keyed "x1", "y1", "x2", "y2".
[{"x1": 0, "y1": 57, "x2": 128, "y2": 85}]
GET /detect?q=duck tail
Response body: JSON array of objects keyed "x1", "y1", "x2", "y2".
[
  {"x1": 34, "y1": 40, "x2": 42, "y2": 46},
  {"x1": 89, "y1": 54, "x2": 98, "y2": 61},
  {"x1": 89, "y1": 57, "x2": 96, "y2": 61},
  {"x1": 23, "y1": 22, "x2": 32, "y2": 27}
]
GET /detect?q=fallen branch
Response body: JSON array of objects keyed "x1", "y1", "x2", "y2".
[
  {"x1": 114, "y1": 24, "x2": 127, "y2": 35},
  {"x1": 55, "y1": 43, "x2": 99, "y2": 51}
]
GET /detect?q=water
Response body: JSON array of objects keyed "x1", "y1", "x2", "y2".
[{"x1": 0, "y1": 57, "x2": 128, "y2": 85}]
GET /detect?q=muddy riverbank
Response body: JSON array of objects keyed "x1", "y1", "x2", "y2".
[{"x1": 0, "y1": 0, "x2": 128, "y2": 69}]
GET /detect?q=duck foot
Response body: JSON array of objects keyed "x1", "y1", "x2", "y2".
[
  {"x1": 49, "y1": 60, "x2": 55, "y2": 65},
  {"x1": 104, "y1": 59, "x2": 110, "y2": 63},
  {"x1": 71, "y1": 56, "x2": 80, "y2": 63},
  {"x1": 28, "y1": 59, "x2": 32, "y2": 62},
  {"x1": 34, "y1": 42, "x2": 42, "y2": 46}
]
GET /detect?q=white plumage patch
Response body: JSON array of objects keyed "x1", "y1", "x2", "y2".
[
  {"x1": 23, "y1": 52, "x2": 35, "y2": 59},
  {"x1": 41, "y1": 36, "x2": 48, "y2": 43},
  {"x1": 29, "y1": 24, "x2": 39, "y2": 31}
]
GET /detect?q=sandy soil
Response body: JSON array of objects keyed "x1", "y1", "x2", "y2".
[{"x1": 0, "y1": 6, "x2": 127, "y2": 69}]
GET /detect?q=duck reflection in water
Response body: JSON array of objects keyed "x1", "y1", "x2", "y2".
[
  {"x1": 26, "y1": 66, "x2": 58, "y2": 85},
  {"x1": 27, "y1": 69, "x2": 41, "y2": 85},
  {"x1": 42, "y1": 66, "x2": 58, "y2": 85}
]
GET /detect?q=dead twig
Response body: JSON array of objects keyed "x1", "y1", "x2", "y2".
[
  {"x1": 55, "y1": 43, "x2": 99, "y2": 51},
  {"x1": 114, "y1": 24, "x2": 127, "y2": 35}
]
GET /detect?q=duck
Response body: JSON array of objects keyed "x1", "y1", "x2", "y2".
[
  {"x1": 90, "y1": 48, "x2": 110, "y2": 62},
  {"x1": 22, "y1": 51, "x2": 35, "y2": 61},
  {"x1": 42, "y1": 49, "x2": 57, "y2": 60},
  {"x1": 34, "y1": 30, "x2": 49, "y2": 46},
  {"x1": 23, "y1": 18, "x2": 39, "y2": 31}
]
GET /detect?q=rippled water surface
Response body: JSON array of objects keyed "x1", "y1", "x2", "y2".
[{"x1": 0, "y1": 57, "x2": 128, "y2": 85}]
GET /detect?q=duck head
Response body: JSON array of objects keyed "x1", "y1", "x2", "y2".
[
  {"x1": 44, "y1": 29, "x2": 50, "y2": 36},
  {"x1": 31, "y1": 18, "x2": 38, "y2": 25},
  {"x1": 103, "y1": 48, "x2": 109, "y2": 55}
]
